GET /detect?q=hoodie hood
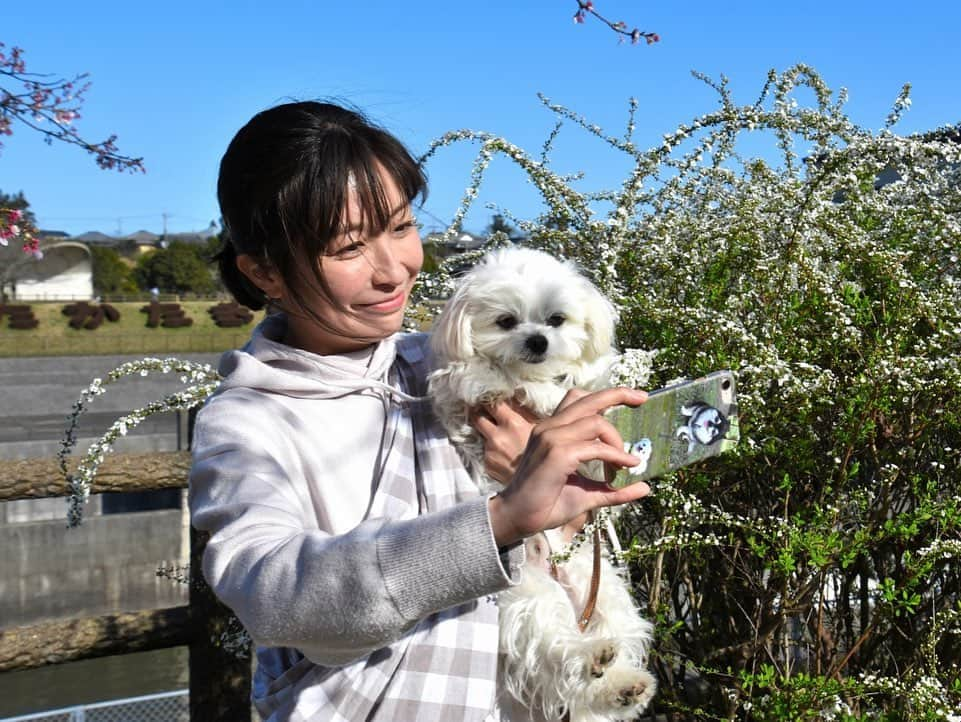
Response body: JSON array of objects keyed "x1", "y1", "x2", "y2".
[{"x1": 218, "y1": 313, "x2": 420, "y2": 402}]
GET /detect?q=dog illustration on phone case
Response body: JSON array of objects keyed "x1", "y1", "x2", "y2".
[
  {"x1": 608, "y1": 371, "x2": 739, "y2": 488},
  {"x1": 675, "y1": 401, "x2": 732, "y2": 453}
]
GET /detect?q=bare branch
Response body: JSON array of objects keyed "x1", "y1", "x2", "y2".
[{"x1": 571, "y1": 1, "x2": 660, "y2": 45}]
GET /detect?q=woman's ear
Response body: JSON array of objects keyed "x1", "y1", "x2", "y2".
[{"x1": 236, "y1": 254, "x2": 285, "y2": 300}]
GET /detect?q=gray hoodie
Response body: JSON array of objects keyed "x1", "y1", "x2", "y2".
[{"x1": 188, "y1": 315, "x2": 522, "y2": 715}]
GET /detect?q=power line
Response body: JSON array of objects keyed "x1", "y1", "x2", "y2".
[
  {"x1": 415, "y1": 205, "x2": 451, "y2": 229},
  {"x1": 41, "y1": 213, "x2": 161, "y2": 221}
]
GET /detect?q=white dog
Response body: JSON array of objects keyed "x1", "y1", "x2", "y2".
[{"x1": 428, "y1": 247, "x2": 656, "y2": 722}]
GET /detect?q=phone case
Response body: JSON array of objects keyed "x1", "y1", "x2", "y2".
[{"x1": 604, "y1": 370, "x2": 739, "y2": 488}]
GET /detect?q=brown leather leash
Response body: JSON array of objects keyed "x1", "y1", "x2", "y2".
[
  {"x1": 549, "y1": 510, "x2": 603, "y2": 722},
  {"x1": 548, "y1": 510, "x2": 603, "y2": 633},
  {"x1": 577, "y1": 513, "x2": 603, "y2": 633}
]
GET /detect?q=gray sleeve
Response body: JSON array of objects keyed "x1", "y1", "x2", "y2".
[
  {"x1": 377, "y1": 497, "x2": 525, "y2": 621},
  {"x1": 189, "y1": 408, "x2": 521, "y2": 667}
]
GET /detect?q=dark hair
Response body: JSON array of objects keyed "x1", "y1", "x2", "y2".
[{"x1": 215, "y1": 101, "x2": 427, "y2": 312}]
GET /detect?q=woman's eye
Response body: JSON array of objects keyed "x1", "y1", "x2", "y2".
[
  {"x1": 546, "y1": 313, "x2": 566, "y2": 327},
  {"x1": 333, "y1": 242, "x2": 364, "y2": 257},
  {"x1": 496, "y1": 315, "x2": 518, "y2": 330},
  {"x1": 393, "y1": 218, "x2": 417, "y2": 234}
]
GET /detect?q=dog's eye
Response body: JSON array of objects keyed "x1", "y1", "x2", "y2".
[
  {"x1": 496, "y1": 315, "x2": 518, "y2": 330},
  {"x1": 546, "y1": 313, "x2": 566, "y2": 328}
]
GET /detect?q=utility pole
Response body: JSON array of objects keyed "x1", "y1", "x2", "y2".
[{"x1": 161, "y1": 212, "x2": 169, "y2": 248}]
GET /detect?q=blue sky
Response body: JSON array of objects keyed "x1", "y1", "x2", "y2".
[{"x1": 2, "y1": 0, "x2": 960, "y2": 238}]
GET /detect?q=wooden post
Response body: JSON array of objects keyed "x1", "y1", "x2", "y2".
[
  {"x1": 0, "y1": 451, "x2": 192, "y2": 501},
  {"x1": 0, "y1": 607, "x2": 191, "y2": 672},
  {"x1": 189, "y1": 527, "x2": 251, "y2": 722}
]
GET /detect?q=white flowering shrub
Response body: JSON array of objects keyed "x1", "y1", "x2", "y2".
[
  {"x1": 419, "y1": 65, "x2": 961, "y2": 720},
  {"x1": 61, "y1": 357, "x2": 221, "y2": 526}
]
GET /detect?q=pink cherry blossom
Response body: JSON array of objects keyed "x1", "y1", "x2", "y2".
[{"x1": 0, "y1": 42, "x2": 144, "y2": 173}]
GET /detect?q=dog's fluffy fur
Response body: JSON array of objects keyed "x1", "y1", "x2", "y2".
[{"x1": 428, "y1": 248, "x2": 656, "y2": 721}]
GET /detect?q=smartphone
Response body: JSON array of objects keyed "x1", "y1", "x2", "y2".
[{"x1": 603, "y1": 370, "x2": 739, "y2": 488}]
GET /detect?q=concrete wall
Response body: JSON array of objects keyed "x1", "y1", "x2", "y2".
[{"x1": 0, "y1": 507, "x2": 188, "y2": 626}]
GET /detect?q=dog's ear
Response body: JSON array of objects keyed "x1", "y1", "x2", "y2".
[
  {"x1": 430, "y1": 281, "x2": 475, "y2": 362},
  {"x1": 580, "y1": 277, "x2": 619, "y2": 360}
]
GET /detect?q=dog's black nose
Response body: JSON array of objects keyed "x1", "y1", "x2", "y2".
[{"x1": 525, "y1": 334, "x2": 548, "y2": 355}]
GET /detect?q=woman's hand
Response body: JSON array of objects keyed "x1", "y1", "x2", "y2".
[
  {"x1": 488, "y1": 387, "x2": 651, "y2": 547},
  {"x1": 470, "y1": 400, "x2": 539, "y2": 484}
]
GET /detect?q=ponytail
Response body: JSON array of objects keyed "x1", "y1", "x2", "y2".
[{"x1": 215, "y1": 231, "x2": 268, "y2": 310}]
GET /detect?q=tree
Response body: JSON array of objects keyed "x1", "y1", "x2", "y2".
[
  {"x1": 201, "y1": 232, "x2": 223, "y2": 264},
  {"x1": 0, "y1": 189, "x2": 35, "y2": 224},
  {"x1": 485, "y1": 213, "x2": 521, "y2": 240},
  {"x1": 0, "y1": 188, "x2": 39, "y2": 257},
  {"x1": 133, "y1": 241, "x2": 217, "y2": 295},
  {"x1": 2, "y1": 43, "x2": 144, "y2": 263},
  {"x1": 90, "y1": 245, "x2": 135, "y2": 294},
  {"x1": 0, "y1": 42, "x2": 144, "y2": 172}
]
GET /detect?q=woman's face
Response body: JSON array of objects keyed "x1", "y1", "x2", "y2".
[{"x1": 278, "y1": 170, "x2": 424, "y2": 355}]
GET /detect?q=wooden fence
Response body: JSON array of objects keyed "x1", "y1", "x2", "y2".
[
  {"x1": 0, "y1": 332, "x2": 252, "y2": 357},
  {"x1": 0, "y1": 451, "x2": 251, "y2": 721}
]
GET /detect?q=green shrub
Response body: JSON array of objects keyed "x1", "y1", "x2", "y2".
[{"x1": 417, "y1": 65, "x2": 961, "y2": 720}]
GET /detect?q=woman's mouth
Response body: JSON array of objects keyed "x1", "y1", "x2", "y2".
[{"x1": 361, "y1": 292, "x2": 406, "y2": 313}]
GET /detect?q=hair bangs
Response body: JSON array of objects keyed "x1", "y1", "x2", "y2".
[{"x1": 335, "y1": 135, "x2": 428, "y2": 243}]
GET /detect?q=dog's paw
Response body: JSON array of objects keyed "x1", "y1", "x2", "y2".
[
  {"x1": 615, "y1": 672, "x2": 655, "y2": 708},
  {"x1": 587, "y1": 665, "x2": 657, "y2": 717},
  {"x1": 589, "y1": 645, "x2": 617, "y2": 678},
  {"x1": 616, "y1": 669, "x2": 657, "y2": 713}
]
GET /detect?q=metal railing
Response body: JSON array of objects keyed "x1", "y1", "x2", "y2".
[{"x1": 0, "y1": 690, "x2": 188, "y2": 722}]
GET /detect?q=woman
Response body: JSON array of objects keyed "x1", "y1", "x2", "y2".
[{"x1": 188, "y1": 100, "x2": 649, "y2": 721}]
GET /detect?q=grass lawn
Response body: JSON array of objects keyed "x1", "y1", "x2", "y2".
[{"x1": 0, "y1": 300, "x2": 266, "y2": 357}]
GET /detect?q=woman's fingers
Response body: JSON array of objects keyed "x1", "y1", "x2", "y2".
[
  {"x1": 533, "y1": 413, "x2": 638, "y2": 469},
  {"x1": 485, "y1": 388, "x2": 652, "y2": 545},
  {"x1": 567, "y1": 476, "x2": 652, "y2": 507},
  {"x1": 470, "y1": 411, "x2": 497, "y2": 440},
  {"x1": 552, "y1": 387, "x2": 590, "y2": 414},
  {"x1": 581, "y1": 436, "x2": 641, "y2": 469},
  {"x1": 470, "y1": 400, "x2": 538, "y2": 439},
  {"x1": 470, "y1": 401, "x2": 539, "y2": 484},
  {"x1": 548, "y1": 387, "x2": 647, "y2": 425},
  {"x1": 488, "y1": 399, "x2": 540, "y2": 425}
]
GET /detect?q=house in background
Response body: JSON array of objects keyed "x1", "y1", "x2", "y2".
[
  {"x1": 424, "y1": 229, "x2": 488, "y2": 258},
  {"x1": 1, "y1": 225, "x2": 219, "y2": 301},
  {"x1": 1, "y1": 234, "x2": 93, "y2": 301}
]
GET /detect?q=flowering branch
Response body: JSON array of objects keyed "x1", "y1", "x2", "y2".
[
  {"x1": 60, "y1": 357, "x2": 221, "y2": 526},
  {"x1": 572, "y1": 1, "x2": 660, "y2": 45},
  {"x1": 0, "y1": 42, "x2": 145, "y2": 173},
  {"x1": 0, "y1": 207, "x2": 40, "y2": 257}
]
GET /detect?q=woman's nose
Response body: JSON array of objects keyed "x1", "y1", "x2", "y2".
[{"x1": 369, "y1": 239, "x2": 407, "y2": 286}]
